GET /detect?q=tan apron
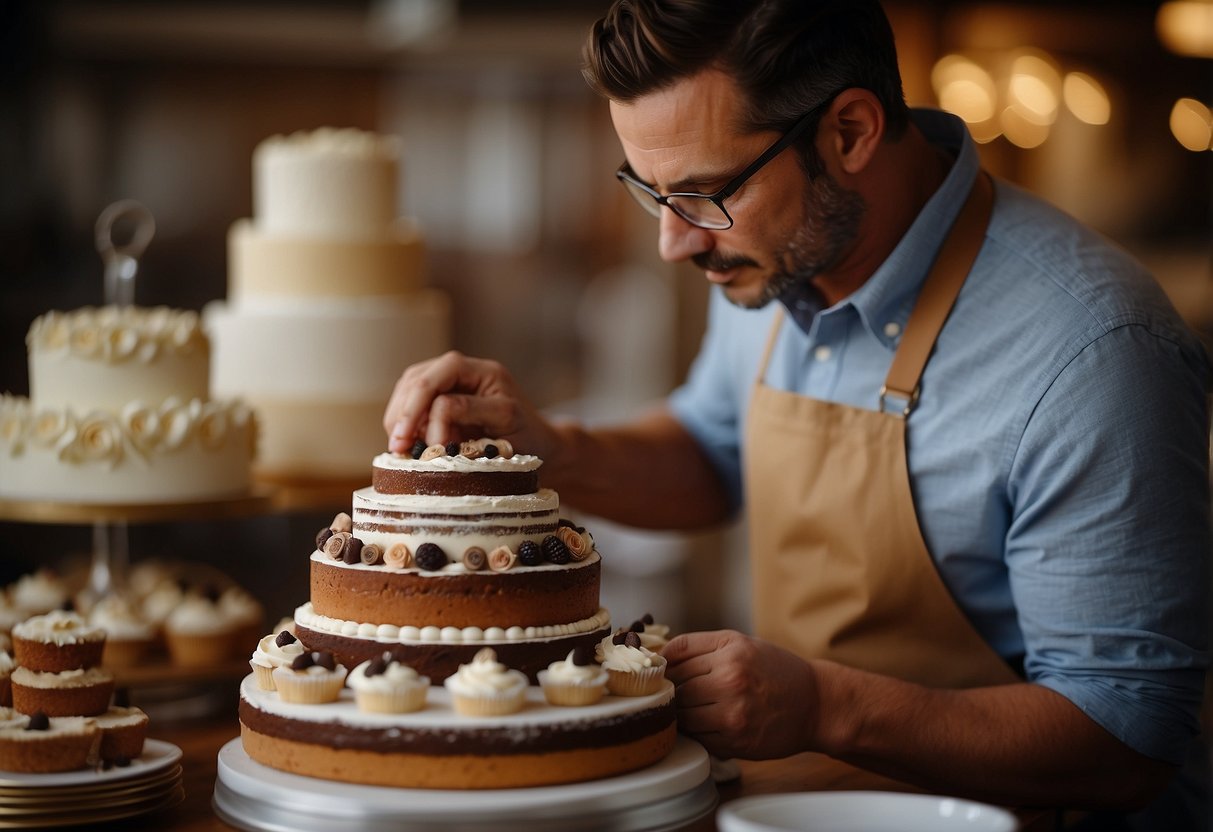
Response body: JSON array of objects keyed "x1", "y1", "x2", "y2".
[{"x1": 744, "y1": 172, "x2": 1020, "y2": 689}]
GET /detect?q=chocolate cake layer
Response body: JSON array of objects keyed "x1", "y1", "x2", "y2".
[
  {"x1": 295, "y1": 623, "x2": 612, "y2": 683},
  {"x1": 373, "y1": 467, "x2": 538, "y2": 496},
  {"x1": 239, "y1": 695, "x2": 675, "y2": 756},
  {"x1": 310, "y1": 558, "x2": 600, "y2": 628}
]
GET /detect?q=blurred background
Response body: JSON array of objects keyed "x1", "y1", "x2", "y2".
[{"x1": 0, "y1": 0, "x2": 1210, "y2": 634}]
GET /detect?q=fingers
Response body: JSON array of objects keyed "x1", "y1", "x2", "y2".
[
  {"x1": 663, "y1": 629, "x2": 743, "y2": 670},
  {"x1": 383, "y1": 351, "x2": 516, "y2": 451}
]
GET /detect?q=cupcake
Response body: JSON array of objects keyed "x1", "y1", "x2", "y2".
[
  {"x1": 538, "y1": 646, "x2": 608, "y2": 707},
  {"x1": 10, "y1": 666, "x2": 114, "y2": 717},
  {"x1": 88, "y1": 596, "x2": 156, "y2": 669},
  {"x1": 0, "y1": 650, "x2": 12, "y2": 707},
  {"x1": 0, "y1": 710, "x2": 101, "y2": 773},
  {"x1": 140, "y1": 579, "x2": 184, "y2": 635},
  {"x1": 218, "y1": 586, "x2": 265, "y2": 656},
  {"x1": 626, "y1": 613, "x2": 672, "y2": 653},
  {"x1": 444, "y1": 647, "x2": 528, "y2": 716},
  {"x1": 12, "y1": 610, "x2": 107, "y2": 672},
  {"x1": 249, "y1": 630, "x2": 306, "y2": 691},
  {"x1": 0, "y1": 594, "x2": 24, "y2": 641},
  {"x1": 601, "y1": 631, "x2": 667, "y2": 697},
  {"x1": 9, "y1": 570, "x2": 69, "y2": 617},
  {"x1": 93, "y1": 706, "x2": 149, "y2": 763},
  {"x1": 347, "y1": 653, "x2": 429, "y2": 714},
  {"x1": 164, "y1": 594, "x2": 236, "y2": 668},
  {"x1": 272, "y1": 650, "x2": 347, "y2": 704}
]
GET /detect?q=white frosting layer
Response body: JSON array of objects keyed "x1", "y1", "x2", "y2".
[
  {"x1": 0, "y1": 651, "x2": 13, "y2": 674},
  {"x1": 92, "y1": 706, "x2": 147, "y2": 730},
  {"x1": 373, "y1": 452, "x2": 542, "y2": 474},
  {"x1": 87, "y1": 597, "x2": 154, "y2": 641},
  {"x1": 295, "y1": 601, "x2": 610, "y2": 644},
  {"x1": 240, "y1": 672, "x2": 674, "y2": 730},
  {"x1": 14, "y1": 611, "x2": 105, "y2": 645},
  {"x1": 601, "y1": 644, "x2": 664, "y2": 673},
  {"x1": 254, "y1": 128, "x2": 402, "y2": 239},
  {"x1": 352, "y1": 486, "x2": 559, "y2": 557},
  {"x1": 11, "y1": 667, "x2": 112, "y2": 689},
  {"x1": 166, "y1": 597, "x2": 233, "y2": 636},
  {"x1": 542, "y1": 651, "x2": 608, "y2": 686},
  {"x1": 0, "y1": 713, "x2": 96, "y2": 738}
]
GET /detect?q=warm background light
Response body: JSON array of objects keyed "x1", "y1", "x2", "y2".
[
  {"x1": 1000, "y1": 105, "x2": 1051, "y2": 148},
  {"x1": 1170, "y1": 98, "x2": 1213, "y2": 151},
  {"x1": 1007, "y1": 51, "x2": 1061, "y2": 126},
  {"x1": 1062, "y1": 72, "x2": 1111, "y2": 125},
  {"x1": 1157, "y1": 1, "x2": 1213, "y2": 58}
]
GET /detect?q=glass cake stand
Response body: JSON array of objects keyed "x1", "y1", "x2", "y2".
[{"x1": 213, "y1": 735, "x2": 717, "y2": 832}]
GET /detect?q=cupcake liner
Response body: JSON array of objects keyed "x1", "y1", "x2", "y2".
[
  {"x1": 448, "y1": 687, "x2": 526, "y2": 716},
  {"x1": 272, "y1": 667, "x2": 347, "y2": 704},
  {"x1": 537, "y1": 669, "x2": 607, "y2": 707},
  {"x1": 166, "y1": 631, "x2": 233, "y2": 668},
  {"x1": 605, "y1": 664, "x2": 666, "y2": 697},
  {"x1": 250, "y1": 661, "x2": 277, "y2": 691},
  {"x1": 353, "y1": 684, "x2": 428, "y2": 714}
]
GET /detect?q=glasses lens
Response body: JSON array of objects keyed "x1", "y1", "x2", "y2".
[
  {"x1": 620, "y1": 178, "x2": 662, "y2": 218},
  {"x1": 668, "y1": 195, "x2": 732, "y2": 230}
]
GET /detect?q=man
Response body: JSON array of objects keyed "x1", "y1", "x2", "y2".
[{"x1": 384, "y1": 0, "x2": 1210, "y2": 813}]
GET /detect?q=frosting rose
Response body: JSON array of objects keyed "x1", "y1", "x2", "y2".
[
  {"x1": 68, "y1": 322, "x2": 101, "y2": 358},
  {"x1": 101, "y1": 324, "x2": 139, "y2": 362},
  {"x1": 30, "y1": 408, "x2": 71, "y2": 450},
  {"x1": 195, "y1": 402, "x2": 229, "y2": 450},
  {"x1": 158, "y1": 398, "x2": 194, "y2": 450},
  {"x1": 383, "y1": 543, "x2": 411, "y2": 569},
  {"x1": 487, "y1": 546, "x2": 516, "y2": 572},
  {"x1": 557, "y1": 526, "x2": 595, "y2": 561},
  {"x1": 71, "y1": 411, "x2": 124, "y2": 466},
  {"x1": 121, "y1": 402, "x2": 162, "y2": 454}
]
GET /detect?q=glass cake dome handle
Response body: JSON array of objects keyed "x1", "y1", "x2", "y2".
[{"x1": 95, "y1": 199, "x2": 155, "y2": 307}]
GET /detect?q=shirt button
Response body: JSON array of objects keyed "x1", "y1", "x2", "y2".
[
  {"x1": 814, "y1": 345, "x2": 832, "y2": 362},
  {"x1": 883, "y1": 322, "x2": 902, "y2": 338}
]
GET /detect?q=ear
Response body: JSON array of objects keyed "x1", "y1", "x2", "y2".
[{"x1": 823, "y1": 89, "x2": 885, "y2": 175}]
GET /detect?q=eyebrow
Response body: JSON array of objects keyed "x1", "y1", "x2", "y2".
[{"x1": 643, "y1": 166, "x2": 738, "y2": 195}]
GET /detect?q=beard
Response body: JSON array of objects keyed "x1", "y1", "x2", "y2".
[{"x1": 696, "y1": 171, "x2": 866, "y2": 310}]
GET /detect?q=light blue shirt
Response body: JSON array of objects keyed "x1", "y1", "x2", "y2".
[{"x1": 668, "y1": 109, "x2": 1211, "y2": 765}]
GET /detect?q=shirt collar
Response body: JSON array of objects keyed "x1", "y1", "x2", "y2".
[{"x1": 781, "y1": 109, "x2": 979, "y2": 344}]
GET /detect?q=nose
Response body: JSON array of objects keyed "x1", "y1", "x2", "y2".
[{"x1": 657, "y1": 208, "x2": 714, "y2": 263}]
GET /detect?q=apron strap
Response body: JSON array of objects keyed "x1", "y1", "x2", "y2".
[{"x1": 880, "y1": 172, "x2": 994, "y2": 416}]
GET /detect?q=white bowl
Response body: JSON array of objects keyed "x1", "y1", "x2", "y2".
[{"x1": 718, "y1": 791, "x2": 1019, "y2": 832}]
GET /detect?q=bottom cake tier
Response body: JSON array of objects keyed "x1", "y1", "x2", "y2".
[{"x1": 237, "y1": 674, "x2": 678, "y2": 790}]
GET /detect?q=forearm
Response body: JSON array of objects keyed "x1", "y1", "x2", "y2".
[
  {"x1": 541, "y1": 407, "x2": 732, "y2": 530},
  {"x1": 814, "y1": 660, "x2": 1174, "y2": 810}
]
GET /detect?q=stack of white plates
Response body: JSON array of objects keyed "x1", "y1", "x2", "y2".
[
  {"x1": 0, "y1": 739, "x2": 183, "y2": 829},
  {"x1": 719, "y1": 791, "x2": 1019, "y2": 832}
]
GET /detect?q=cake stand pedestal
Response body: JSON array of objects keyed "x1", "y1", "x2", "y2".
[{"x1": 213, "y1": 736, "x2": 717, "y2": 832}]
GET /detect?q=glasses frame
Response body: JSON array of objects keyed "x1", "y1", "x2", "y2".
[{"x1": 615, "y1": 90, "x2": 843, "y2": 230}]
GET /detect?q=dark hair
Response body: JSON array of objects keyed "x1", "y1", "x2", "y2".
[{"x1": 583, "y1": 0, "x2": 910, "y2": 148}]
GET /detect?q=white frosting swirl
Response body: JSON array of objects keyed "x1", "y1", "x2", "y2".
[
  {"x1": 373, "y1": 451, "x2": 542, "y2": 474},
  {"x1": 601, "y1": 643, "x2": 663, "y2": 673},
  {"x1": 0, "y1": 651, "x2": 13, "y2": 674},
  {"x1": 13, "y1": 610, "x2": 105, "y2": 644},
  {"x1": 347, "y1": 658, "x2": 427, "y2": 693},
  {"x1": 444, "y1": 648, "x2": 527, "y2": 697},
  {"x1": 165, "y1": 597, "x2": 231, "y2": 636},
  {"x1": 251, "y1": 632, "x2": 305, "y2": 669},
  {"x1": 87, "y1": 596, "x2": 154, "y2": 641},
  {"x1": 9, "y1": 571, "x2": 69, "y2": 615},
  {"x1": 544, "y1": 650, "x2": 607, "y2": 685}
]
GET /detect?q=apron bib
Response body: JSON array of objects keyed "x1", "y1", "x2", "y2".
[{"x1": 744, "y1": 172, "x2": 1019, "y2": 689}]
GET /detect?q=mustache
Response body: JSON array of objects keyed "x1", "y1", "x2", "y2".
[{"x1": 692, "y1": 251, "x2": 759, "y2": 272}]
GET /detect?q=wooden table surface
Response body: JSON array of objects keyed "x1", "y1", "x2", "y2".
[{"x1": 54, "y1": 708, "x2": 1048, "y2": 832}]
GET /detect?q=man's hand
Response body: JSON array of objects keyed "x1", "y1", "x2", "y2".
[
  {"x1": 663, "y1": 630, "x2": 820, "y2": 760},
  {"x1": 383, "y1": 350, "x2": 558, "y2": 457}
]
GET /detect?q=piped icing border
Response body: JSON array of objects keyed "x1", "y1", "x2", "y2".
[
  {"x1": 27, "y1": 307, "x2": 208, "y2": 364},
  {"x1": 295, "y1": 602, "x2": 610, "y2": 644},
  {"x1": 373, "y1": 451, "x2": 541, "y2": 474}
]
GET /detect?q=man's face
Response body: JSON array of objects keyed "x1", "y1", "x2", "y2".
[{"x1": 610, "y1": 70, "x2": 864, "y2": 309}]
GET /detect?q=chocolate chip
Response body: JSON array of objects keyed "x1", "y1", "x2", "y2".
[
  {"x1": 572, "y1": 645, "x2": 594, "y2": 666},
  {"x1": 291, "y1": 652, "x2": 315, "y2": 670},
  {"x1": 410, "y1": 439, "x2": 427, "y2": 459},
  {"x1": 25, "y1": 712, "x2": 49, "y2": 731},
  {"x1": 275, "y1": 630, "x2": 297, "y2": 647},
  {"x1": 444, "y1": 441, "x2": 460, "y2": 456},
  {"x1": 483, "y1": 444, "x2": 499, "y2": 459},
  {"x1": 612, "y1": 632, "x2": 628, "y2": 645},
  {"x1": 314, "y1": 651, "x2": 337, "y2": 671},
  {"x1": 642, "y1": 613, "x2": 654, "y2": 625},
  {"x1": 629, "y1": 620, "x2": 646, "y2": 633},
  {"x1": 316, "y1": 527, "x2": 334, "y2": 550},
  {"x1": 623, "y1": 631, "x2": 642, "y2": 649},
  {"x1": 365, "y1": 655, "x2": 389, "y2": 677}
]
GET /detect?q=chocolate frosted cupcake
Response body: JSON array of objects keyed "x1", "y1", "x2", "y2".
[
  {"x1": 444, "y1": 647, "x2": 528, "y2": 716},
  {"x1": 272, "y1": 650, "x2": 347, "y2": 705},
  {"x1": 538, "y1": 646, "x2": 608, "y2": 707},
  {"x1": 347, "y1": 653, "x2": 429, "y2": 714},
  {"x1": 12, "y1": 611, "x2": 107, "y2": 673},
  {"x1": 0, "y1": 710, "x2": 100, "y2": 773},
  {"x1": 250, "y1": 630, "x2": 306, "y2": 691}
]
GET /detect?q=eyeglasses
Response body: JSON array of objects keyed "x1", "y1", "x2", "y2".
[{"x1": 615, "y1": 91, "x2": 842, "y2": 230}]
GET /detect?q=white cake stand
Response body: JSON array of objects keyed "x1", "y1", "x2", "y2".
[{"x1": 212, "y1": 735, "x2": 717, "y2": 832}]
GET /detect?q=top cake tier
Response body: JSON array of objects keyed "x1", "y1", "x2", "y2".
[
  {"x1": 371, "y1": 449, "x2": 541, "y2": 497},
  {"x1": 253, "y1": 127, "x2": 402, "y2": 239},
  {"x1": 27, "y1": 306, "x2": 209, "y2": 410}
]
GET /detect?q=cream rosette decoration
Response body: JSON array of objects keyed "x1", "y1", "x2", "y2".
[
  {"x1": 29, "y1": 310, "x2": 70, "y2": 352},
  {"x1": 487, "y1": 545, "x2": 516, "y2": 572},
  {"x1": 101, "y1": 323, "x2": 140, "y2": 362},
  {"x1": 68, "y1": 318, "x2": 103, "y2": 358},
  {"x1": 0, "y1": 396, "x2": 29, "y2": 455},
  {"x1": 557, "y1": 525, "x2": 595, "y2": 561},
  {"x1": 30, "y1": 408, "x2": 73, "y2": 451},
  {"x1": 157, "y1": 398, "x2": 196, "y2": 450},
  {"x1": 194, "y1": 402, "x2": 229, "y2": 450},
  {"x1": 167, "y1": 310, "x2": 205, "y2": 355},
  {"x1": 383, "y1": 543, "x2": 412, "y2": 569},
  {"x1": 61, "y1": 410, "x2": 124, "y2": 467},
  {"x1": 443, "y1": 647, "x2": 528, "y2": 716},
  {"x1": 348, "y1": 653, "x2": 429, "y2": 714}
]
